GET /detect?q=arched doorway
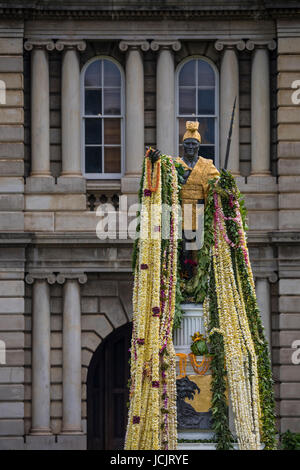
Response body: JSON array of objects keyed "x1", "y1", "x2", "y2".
[{"x1": 87, "y1": 322, "x2": 132, "y2": 450}]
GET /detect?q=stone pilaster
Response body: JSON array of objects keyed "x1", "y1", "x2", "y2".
[
  {"x1": 57, "y1": 273, "x2": 87, "y2": 434},
  {"x1": 246, "y1": 40, "x2": 276, "y2": 176},
  {"x1": 55, "y1": 41, "x2": 86, "y2": 180},
  {"x1": 119, "y1": 40, "x2": 150, "y2": 197},
  {"x1": 215, "y1": 40, "x2": 245, "y2": 174},
  {"x1": 255, "y1": 272, "x2": 278, "y2": 350},
  {"x1": 150, "y1": 40, "x2": 181, "y2": 157},
  {"x1": 25, "y1": 272, "x2": 56, "y2": 435},
  {"x1": 24, "y1": 40, "x2": 54, "y2": 179}
]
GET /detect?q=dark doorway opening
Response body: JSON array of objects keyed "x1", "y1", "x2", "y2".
[{"x1": 87, "y1": 322, "x2": 132, "y2": 450}]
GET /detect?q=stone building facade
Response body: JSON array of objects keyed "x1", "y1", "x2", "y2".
[{"x1": 0, "y1": 0, "x2": 299, "y2": 449}]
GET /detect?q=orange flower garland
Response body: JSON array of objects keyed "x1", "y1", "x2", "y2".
[{"x1": 146, "y1": 149, "x2": 161, "y2": 193}]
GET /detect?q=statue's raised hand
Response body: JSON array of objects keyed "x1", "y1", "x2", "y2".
[{"x1": 146, "y1": 147, "x2": 162, "y2": 164}]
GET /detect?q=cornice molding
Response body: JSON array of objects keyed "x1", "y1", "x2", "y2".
[{"x1": 2, "y1": 6, "x2": 300, "y2": 21}]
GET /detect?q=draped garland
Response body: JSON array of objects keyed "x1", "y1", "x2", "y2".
[
  {"x1": 126, "y1": 157, "x2": 276, "y2": 450},
  {"x1": 125, "y1": 154, "x2": 179, "y2": 450},
  {"x1": 202, "y1": 170, "x2": 277, "y2": 450}
]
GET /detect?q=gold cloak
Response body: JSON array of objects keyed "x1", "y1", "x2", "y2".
[{"x1": 175, "y1": 156, "x2": 220, "y2": 231}]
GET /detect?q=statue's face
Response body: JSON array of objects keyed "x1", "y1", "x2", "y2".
[{"x1": 183, "y1": 138, "x2": 200, "y2": 160}]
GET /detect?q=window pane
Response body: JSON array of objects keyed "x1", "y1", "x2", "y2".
[
  {"x1": 85, "y1": 89, "x2": 102, "y2": 115},
  {"x1": 104, "y1": 147, "x2": 121, "y2": 173},
  {"x1": 85, "y1": 118, "x2": 102, "y2": 144},
  {"x1": 104, "y1": 118, "x2": 121, "y2": 145},
  {"x1": 199, "y1": 145, "x2": 215, "y2": 160},
  {"x1": 198, "y1": 118, "x2": 215, "y2": 145},
  {"x1": 85, "y1": 60, "x2": 102, "y2": 87},
  {"x1": 198, "y1": 89, "x2": 215, "y2": 115},
  {"x1": 198, "y1": 60, "x2": 215, "y2": 86},
  {"x1": 179, "y1": 60, "x2": 196, "y2": 86},
  {"x1": 85, "y1": 146, "x2": 102, "y2": 173},
  {"x1": 104, "y1": 60, "x2": 121, "y2": 87},
  {"x1": 104, "y1": 88, "x2": 121, "y2": 115},
  {"x1": 179, "y1": 88, "x2": 196, "y2": 115}
]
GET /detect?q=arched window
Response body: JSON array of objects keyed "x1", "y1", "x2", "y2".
[
  {"x1": 176, "y1": 57, "x2": 219, "y2": 166},
  {"x1": 81, "y1": 57, "x2": 124, "y2": 178}
]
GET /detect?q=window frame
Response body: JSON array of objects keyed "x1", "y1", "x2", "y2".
[
  {"x1": 81, "y1": 56, "x2": 125, "y2": 179},
  {"x1": 175, "y1": 55, "x2": 219, "y2": 168}
]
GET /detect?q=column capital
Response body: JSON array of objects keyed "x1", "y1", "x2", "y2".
[
  {"x1": 55, "y1": 40, "x2": 87, "y2": 52},
  {"x1": 119, "y1": 40, "x2": 150, "y2": 52},
  {"x1": 24, "y1": 39, "x2": 55, "y2": 52},
  {"x1": 214, "y1": 39, "x2": 245, "y2": 51},
  {"x1": 56, "y1": 272, "x2": 88, "y2": 285},
  {"x1": 245, "y1": 39, "x2": 276, "y2": 51},
  {"x1": 254, "y1": 272, "x2": 278, "y2": 283},
  {"x1": 150, "y1": 40, "x2": 181, "y2": 52},
  {"x1": 25, "y1": 273, "x2": 56, "y2": 285}
]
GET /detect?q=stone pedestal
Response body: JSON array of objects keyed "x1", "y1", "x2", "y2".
[
  {"x1": 174, "y1": 303, "x2": 212, "y2": 435},
  {"x1": 174, "y1": 302, "x2": 234, "y2": 443}
]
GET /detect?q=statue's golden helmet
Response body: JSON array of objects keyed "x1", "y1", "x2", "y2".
[{"x1": 183, "y1": 121, "x2": 201, "y2": 143}]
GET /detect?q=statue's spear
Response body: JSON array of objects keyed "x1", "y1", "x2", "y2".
[{"x1": 223, "y1": 96, "x2": 237, "y2": 171}]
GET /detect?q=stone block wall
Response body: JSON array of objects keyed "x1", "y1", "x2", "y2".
[
  {"x1": 0, "y1": 240, "x2": 26, "y2": 449},
  {"x1": 275, "y1": 27, "x2": 300, "y2": 433},
  {"x1": 0, "y1": 36, "x2": 24, "y2": 232},
  {"x1": 0, "y1": 29, "x2": 26, "y2": 449}
]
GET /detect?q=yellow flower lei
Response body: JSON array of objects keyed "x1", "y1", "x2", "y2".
[{"x1": 125, "y1": 156, "x2": 178, "y2": 450}]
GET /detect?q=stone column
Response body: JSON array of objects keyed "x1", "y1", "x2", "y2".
[
  {"x1": 57, "y1": 273, "x2": 87, "y2": 434},
  {"x1": 215, "y1": 40, "x2": 245, "y2": 175},
  {"x1": 150, "y1": 40, "x2": 181, "y2": 156},
  {"x1": 255, "y1": 273, "x2": 277, "y2": 350},
  {"x1": 25, "y1": 273, "x2": 56, "y2": 434},
  {"x1": 24, "y1": 40, "x2": 55, "y2": 177},
  {"x1": 246, "y1": 40, "x2": 276, "y2": 175},
  {"x1": 56, "y1": 41, "x2": 86, "y2": 178},
  {"x1": 119, "y1": 40, "x2": 150, "y2": 196}
]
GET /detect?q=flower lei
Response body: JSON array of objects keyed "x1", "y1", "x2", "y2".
[
  {"x1": 209, "y1": 192, "x2": 261, "y2": 450},
  {"x1": 125, "y1": 153, "x2": 179, "y2": 450},
  {"x1": 203, "y1": 170, "x2": 276, "y2": 450},
  {"x1": 128, "y1": 164, "x2": 276, "y2": 451}
]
